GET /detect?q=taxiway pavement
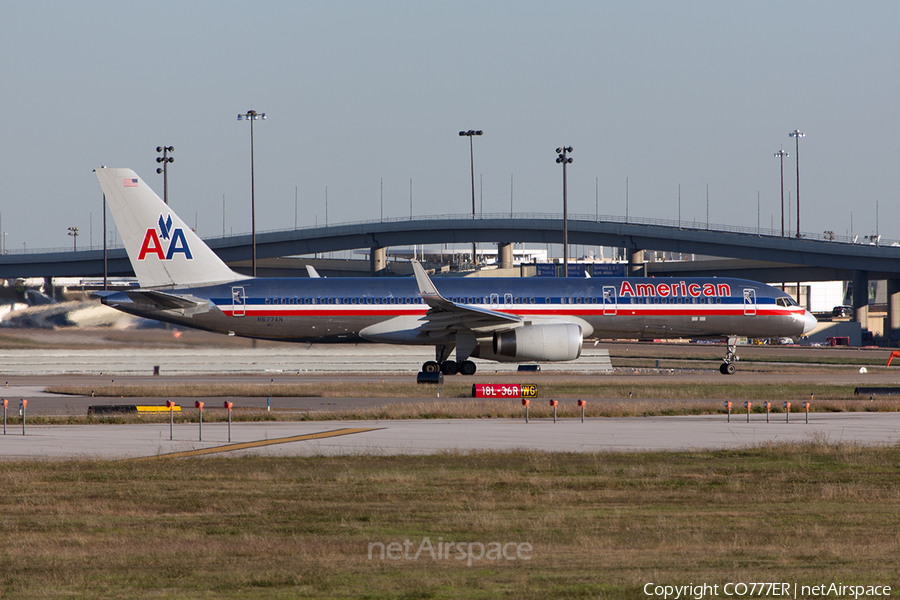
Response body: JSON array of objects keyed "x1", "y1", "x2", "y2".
[{"x1": 2, "y1": 412, "x2": 900, "y2": 460}]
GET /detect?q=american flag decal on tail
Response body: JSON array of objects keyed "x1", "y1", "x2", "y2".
[{"x1": 124, "y1": 178, "x2": 138, "y2": 187}]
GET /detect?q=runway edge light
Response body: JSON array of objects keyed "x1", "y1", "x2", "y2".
[{"x1": 224, "y1": 401, "x2": 234, "y2": 442}]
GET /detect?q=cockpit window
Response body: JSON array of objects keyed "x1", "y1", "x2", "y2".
[{"x1": 776, "y1": 296, "x2": 799, "y2": 307}]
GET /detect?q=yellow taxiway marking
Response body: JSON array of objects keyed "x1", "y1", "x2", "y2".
[{"x1": 131, "y1": 427, "x2": 381, "y2": 460}]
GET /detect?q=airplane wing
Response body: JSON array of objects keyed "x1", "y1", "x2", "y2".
[{"x1": 412, "y1": 261, "x2": 522, "y2": 335}]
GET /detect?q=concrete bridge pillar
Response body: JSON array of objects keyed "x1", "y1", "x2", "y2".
[
  {"x1": 43, "y1": 277, "x2": 55, "y2": 301},
  {"x1": 498, "y1": 242, "x2": 513, "y2": 269},
  {"x1": 627, "y1": 249, "x2": 644, "y2": 277},
  {"x1": 370, "y1": 246, "x2": 387, "y2": 276},
  {"x1": 888, "y1": 279, "x2": 900, "y2": 345},
  {"x1": 852, "y1": 270, "x2": 869, "y2": 330}
]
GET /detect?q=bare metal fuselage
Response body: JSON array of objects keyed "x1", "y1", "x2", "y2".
[{"x1": 101, "y1": 275, "x2": 814, "y2": 346}]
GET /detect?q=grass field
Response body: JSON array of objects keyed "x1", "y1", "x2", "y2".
[
  {"x1": 36, "y1": 381, "x2": 900, "y2": 426},
  {"x1": 1, "y1": 444, "x2": 899, "y2": 599},
  {"x1": 45, "y1": 380, "x2": 883, "y2": 402}
]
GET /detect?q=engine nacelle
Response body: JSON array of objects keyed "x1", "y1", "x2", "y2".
[{"x1": 492, "y1": 323, "x2": 582, "y2": 362}]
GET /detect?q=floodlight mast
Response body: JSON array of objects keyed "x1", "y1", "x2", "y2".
[
  {"x1": 774, "y1": 148, "x2": 789, "y2": 237},
  {"x1": 155, "y1": 146, "x2": 174, "y2": 205},
  {"x1": 238, "y1": 110, "x2": 266, "y2": 276},
  {"x1": 789, "y1": 130, "x2": 804, "y2": 238},
  {"x1": 556, "y1": 146, "x2": 573, "y2": 277},
  {"x1": 459, "y1": 129, "x2": 483, "y2": 267}
]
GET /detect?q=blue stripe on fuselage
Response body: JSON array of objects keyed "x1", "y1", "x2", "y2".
[{"x1": 181, "y1": 276, "x2": 785, "y2": 308}]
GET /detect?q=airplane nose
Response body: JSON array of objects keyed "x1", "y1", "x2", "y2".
[{"x1": 802, "y1": 310, "x2": 818, "y2": 335}]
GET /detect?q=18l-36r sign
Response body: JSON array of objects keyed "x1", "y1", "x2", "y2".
[{"x1": 472, "y1": 384, "x2": 538, "y2": 398}]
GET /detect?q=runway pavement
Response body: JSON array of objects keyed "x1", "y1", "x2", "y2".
[
  {"x1": 0, "y1": 345, "x2": 613, "y2": 376},
  {"x1": 2, "y1": 412, "x2": 900, "y2": 460}
]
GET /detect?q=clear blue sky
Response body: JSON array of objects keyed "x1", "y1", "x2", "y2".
[{"x1": 1, "y1": 1, "x2": 897, "y2": 251}]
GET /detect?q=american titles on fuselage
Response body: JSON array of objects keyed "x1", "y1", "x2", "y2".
[{"x1": 618, "y1": 280, "x2": 731, "y2": 298}]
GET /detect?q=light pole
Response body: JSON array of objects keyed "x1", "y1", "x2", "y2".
[
  {"x1": 156, "y1": 146, "x2": 174, "y2": 205},
  {"x1": 67, "y1": 226, "x2": 79, "y2": 251},
  {"x1": 556, "y1": 146, "x2": 573, "y2": 277},
  {"x1": 102, "y1": 192, "x2": 108, "y2": 289},
  {"x1": 238, "y1": 110, "x2": 266, "y2": 276},
  {"x1": 459, "y1": 129, "x2": 482, "y2": 267},
  {"x1": 789, "y1": 130, "x2": 804, "y2": 238},
  {"x1": 774, "y1": 148, "x2": 789, "y2": 236}
]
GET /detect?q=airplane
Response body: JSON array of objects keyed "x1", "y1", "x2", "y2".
[{"x1": 93, "y1": 167, "x2": 817, "y2": 376}]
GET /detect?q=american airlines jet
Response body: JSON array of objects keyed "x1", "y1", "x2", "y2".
[{"x1": 94, "y1": 168, "x2": 817, "y2": 375}]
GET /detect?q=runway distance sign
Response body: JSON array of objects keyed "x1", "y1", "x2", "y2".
[{"x1": 472, "y1": 384, "x2": 538, "y2": 398}]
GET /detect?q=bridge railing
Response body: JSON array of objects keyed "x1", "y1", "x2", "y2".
[{"x1": 7, "y1": 212, "x2": 895, "y2": 255}]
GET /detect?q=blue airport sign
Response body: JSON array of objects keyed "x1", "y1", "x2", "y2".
[
  {"x1": 536, "y1": 264, "x2": 557, "y2": 277},
  {"x1": 590, "y1": 264, "x2": 627, "y2": 277},
  {"x1": 568, "y1": 264, "x2": 588, "y2": 278}
]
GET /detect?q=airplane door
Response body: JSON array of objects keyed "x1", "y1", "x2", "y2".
[
  {"x1": 231, "y1": 286, "x2": 246, "y2": 317},
  {"x1": 490, "y1": 293, "x2": 499, "y2": 309},
  {"x1": 504, "y1": 293, "x2": 513, "y2": 309},
  {"x1": 743, "y1": 288, "x2": 756, "y2": 316},
  {"x1": 603, "y1": 286, "x2": 617, "y2": 316}
]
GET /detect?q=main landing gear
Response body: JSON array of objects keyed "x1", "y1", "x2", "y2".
[
  {"x1": 719, "y1": 336, "x2": 738, "y2": 375},
  {"x1": 422, "y1": 343, "x2": 477, "y2": 376},
  {"x1": 421, "y1": 360, "x2": 477, "y2": 376}
]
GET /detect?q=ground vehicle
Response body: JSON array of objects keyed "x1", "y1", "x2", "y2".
[{"x1": 832, "y1": 306, "x2": 852, "y2": 317}]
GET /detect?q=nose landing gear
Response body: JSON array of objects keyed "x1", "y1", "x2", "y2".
[{"x1": 719, "y1": 337, "x2": 738, "y2": 375}]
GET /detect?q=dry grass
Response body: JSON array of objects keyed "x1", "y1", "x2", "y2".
[
  {"x1": 48, "y1": 380, "x2": 870, "y2": 401},
  {"x1": 18, "y1": 396, "x2": 900, "y2": 427},
  {"x1": 1, "y1": 444, "x2": 899, "y2": 598},
  {"x1": 36, "y1": 381, "x2": 900, "y2": 426}
]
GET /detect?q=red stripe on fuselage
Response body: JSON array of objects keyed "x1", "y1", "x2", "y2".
[{"x1": 217, "y1": 306, "x2": 804, "y2": 319}]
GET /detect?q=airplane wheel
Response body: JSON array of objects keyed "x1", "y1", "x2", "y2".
[
  {"x1": 440, "y1": 360, "x2": 459, "y2": 375},
  {"x1": 422, "y1": 361, "x2": 440, "y2": 373},
  {"x1": 460, "y1": 360, "x2": 477, "y2": 376},
  {"x1": 720, "y1": 363, "x2": 736, "y2": 375}
]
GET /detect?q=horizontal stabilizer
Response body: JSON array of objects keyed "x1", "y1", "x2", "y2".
[{"x1": 95, "y1": 289, "x2": 211, "y2": 317}]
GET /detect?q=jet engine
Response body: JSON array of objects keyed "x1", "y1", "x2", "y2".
[{"x1": 492, "y1": 323, "x2": 582, "y2": 362}]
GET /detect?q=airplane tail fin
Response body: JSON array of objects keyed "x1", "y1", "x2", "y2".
[{"x1": 95, "y1": 167, "x2": 246, "y2": 288}]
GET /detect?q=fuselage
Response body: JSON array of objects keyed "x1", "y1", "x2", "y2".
[{"x1": 104, "y1": 275, "x2": 816, "y2": 343}]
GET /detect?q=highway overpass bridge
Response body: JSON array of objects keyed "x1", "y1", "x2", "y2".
[{"x1": 2, "y1": 212, "x2": 899, "y2": 331}]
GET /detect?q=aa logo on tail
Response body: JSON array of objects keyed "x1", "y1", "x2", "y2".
[{"x1": 138, "y1": 214, "x2": 193, "y2": 260}]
